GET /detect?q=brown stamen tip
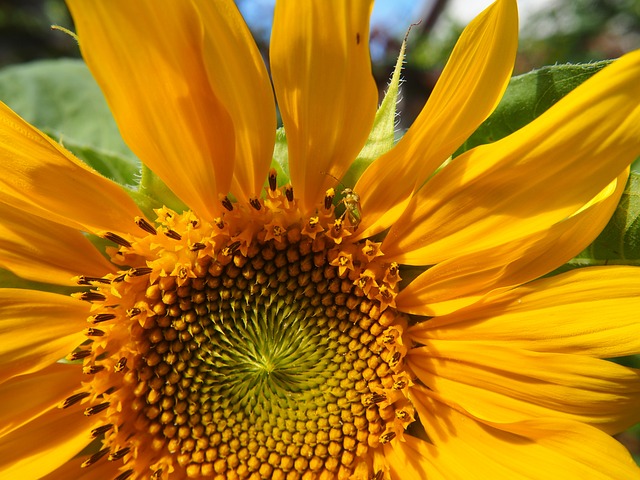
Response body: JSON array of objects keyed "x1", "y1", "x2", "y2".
[
  {"x1": 84, "y1": 402, "x2": 110, "y2": 416},
  {"x1": 268, "y1": 168, "x2": 277, "y2": 191},
  {"x1": 222, "y1": 241, "x2": 241, "y2": 256},
  {"x1": 75, "y1": 291, "x2": 107, "y2": 302},
  {"x1": 100, "y1": 387, "x2": 116, "y2": 397},
  {"x1": 221, "y1": 196, "x2": 234, "y2": 211},
  {"x1": 114, "y1": 357, "x2": 127, "y2": 372},
  {"x1": 76, "y1": 275, "x2": 111, "y2": 286},
  {"x1": 112, "y1": 274, "x2": 126, "y2": 283},
  {"x1": 164, "y1": 229, "x2": 182, "y2": 240},
  {"x1": 92, "y1": 313, "x2": 116, "y2": 324},
  {"x1": 190, "y1": 242, "x2": 206, "y2": 251},
  {"x1": 126, "y1": 307, "x2": 142, "y2": 318},
  {"x1": 91, "y1": 423, "x2": 114, "y2": 438},
  {"x1": 114, "y1": 470, "x2": 134, "y2": 480},
  {"x1": 135, "y1": 216, "x2": 157, "y2": 235},
  {"x1": 285, "y1": 185, "x2": 294, "y2": 202},
  {"x1": 85, "y1": 328, "x2": 105, "y2": 337},
  {"x1": 393, "y1": 380, "x2": 407, "y2": 390},
  {"x1": 108, "y1": 447, "x2": 131, "y2": 461},
  {"x1": 388, "y1": 351, "x2": 401, "y2": 368},
  {"x1": 379, "y1": 431, "x2": 396, "y2": 444},
  {"x1": 81, "y1": 448, "x2": 109, "y2": 468},
  {"x1": 130, "y1": 267, "x2": 153, "y2": 277},
  {"x1": 68, "y1": 349, "x2": 92, "y2": 361},
  {"x1": 83, "y1": 365, "x2": 105, "y2": 374},
  {"x1": 372, "y1": 471, "x2": 384, "y2": 480},
  {"x1": 364, "y1": 393, "x2": 386, "y2": 406},
  {"x1": 151, "y1": 469, "x2": 163, "y2": 479},
  {"x1": 61, "y1": 392, "x2": 90, "y2": 409},
  {"x1": 214, "y1": 217, "x2": 225, "y2": 229},
  {"x1": 249, "y1": 197, "x2": 262, "y2": 211},
  {"x1": 372, "y1": 393, "x2": 387, "y2": 404},
  {"x1": 103, "y1": 232, "x2": 132, "y2": 248},
  {"x1": 324, "y1": 189, "x2": 335, "y2": 210}
]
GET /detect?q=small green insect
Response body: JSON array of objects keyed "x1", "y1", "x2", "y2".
[
  {"x1": 323, "y1": 172, "x2": 362, "y2": 229},
  {"x1": 339, "y1": 186, "x2": 362, "y2": 228}
]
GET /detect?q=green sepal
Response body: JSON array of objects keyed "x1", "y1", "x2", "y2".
[
  {"x1": 269, "y1": 127, "x2": 291, "y2": 188},
  {"x1": 343, "y1": 39, "x2": 406, "y2": 188},
  {"x1": 136, "y1": 164, "x2": 188, "y2": 219}
]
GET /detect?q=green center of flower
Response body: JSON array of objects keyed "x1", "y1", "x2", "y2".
[{"x1": 65, "y1": 178, "x2": 413, "y2": 480}]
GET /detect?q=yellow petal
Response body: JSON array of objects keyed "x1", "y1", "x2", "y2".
[
  {"x1": 384, "y1": 436, "x2": 446, "y2": 480},
  {"x1": 396, "y1": 171, "x2": 625, "y2": 316},
  {"x1": 0, "y1": 102, "x2": 144, "y2": 236},
  {"x1": 0, "y1": 363, "x2": 82, "y2": 438},
  {"x1": 194, "y1": 0, "x2": 276, "y2": 201},
  {"x1": 0, "y1": 403, "x2": 92, "y2": 479},
  {"x1": 271, "y1": 0, "x2": 378, "y2": 213},
  {"x1": 66, "y1": 0, "x2": 235, "y2": 220},
  {"x1": 412, "y1": 390, "x2": 640, "y2": 479},
  {"x1": 0, "y1": 202, "x2": 114, "y2": 286},
  {"x1": 408, "y1": 342, "x2": 640, "y2": 435},
  {"x1": 0, "y1": 289, "x2": 88, "y2": 384},
  {"x1": 354, "y1": 0, "x2": 518, "y2": 239},
  {"x1": 383, "y1": 49, "x2": 640, "y2": 264},
  {"x1": 41, "y1": 456, "x2": 120, "y2": 480},
  {"x1": 408, "y1": 266, "x2": 640, "y2": 358}
]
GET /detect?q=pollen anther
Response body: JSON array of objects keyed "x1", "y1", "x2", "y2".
[
  {"x1": 91, "y1": 424, "x2": 114, "y2": 438},
  {"x1": 249, "y1": 197, "x2": 262, "y2": 210},
  {"x1": 85, "y1": 328, "x2": 105, "y2": 337},
  {"x1": 76, "y1": 275, "x2": 111, "y2": 286},
  {"x1": 92, "y1": 313, "x2": 116, "y2": 323},
  {"x1": 108, "y1": 447, "x2": 131, "y2": 461},
  {"x1": 285, "y1": 185, "x2": 294, "y2": 202},
  {"x1": 84, "y1": 402, "x2": 110, "y2": 416},
  {"x1": 75, "y1": 291, "x2": 107, "y2": 302},
  {"x1": 114, "y1": 357, "x2": 128, "y2": 372},
  {"x1": 68, "y1": 349, "x2": 92, "y2": 361},
  {"x1": 61, "y1": 392, "x2": 90, "y2": 408},
  {"x1": 164, "y1": 229, "x2": 182, "y2": 240},
  {"x1": 268, "y1": 168, "x2": 278, "y2": 191},
  {"x1": 136, "y1": 216, "x2": 158, "y2": 235},
  {"x1": 81, "y1": 448, "x2": 109, "y2": 468},
  {"x1": 103, "y1": 232, "x2": 132, "y2": 248},
  {"x1": 221, "y1": 196, "x2": 234, "y2": 211}
]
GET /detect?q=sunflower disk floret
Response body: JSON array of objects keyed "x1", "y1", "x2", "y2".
[{"x1": 64, "y1": 173, "x2": 415, "y2": 480}]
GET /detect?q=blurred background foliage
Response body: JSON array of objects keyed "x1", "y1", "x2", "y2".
[
  {"x1": 1, "y1": 0, "x2": 639, "y2": 127},
  {"x1": 0, "y1": 0, "x2": 639, "y2": 462}
]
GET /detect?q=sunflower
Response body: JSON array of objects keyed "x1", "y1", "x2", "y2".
[{"x1": 1, "y1": 0, "x2": 640, "y2": 478}]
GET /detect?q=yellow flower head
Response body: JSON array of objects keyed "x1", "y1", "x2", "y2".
[{"x1": 1, "y1": 1, "x2": 640, "y2": 479}]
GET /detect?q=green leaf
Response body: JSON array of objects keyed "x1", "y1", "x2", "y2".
[
  {"x1": 0, "y1": 58, "x2": 139, "y2": 183},
  {"x1": 51, "y1": 137, "x2": 138, "y2": 186},
  {"x1": 564, "y1": 171, "x2": 640, "y2": 269},
  {"x1": 458, "y1": 60, "x2": 612, "y2": 153}
]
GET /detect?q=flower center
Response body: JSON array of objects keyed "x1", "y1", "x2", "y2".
[{"x1": 64, "y1": 175, "x2": 414, "y2": 480}]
